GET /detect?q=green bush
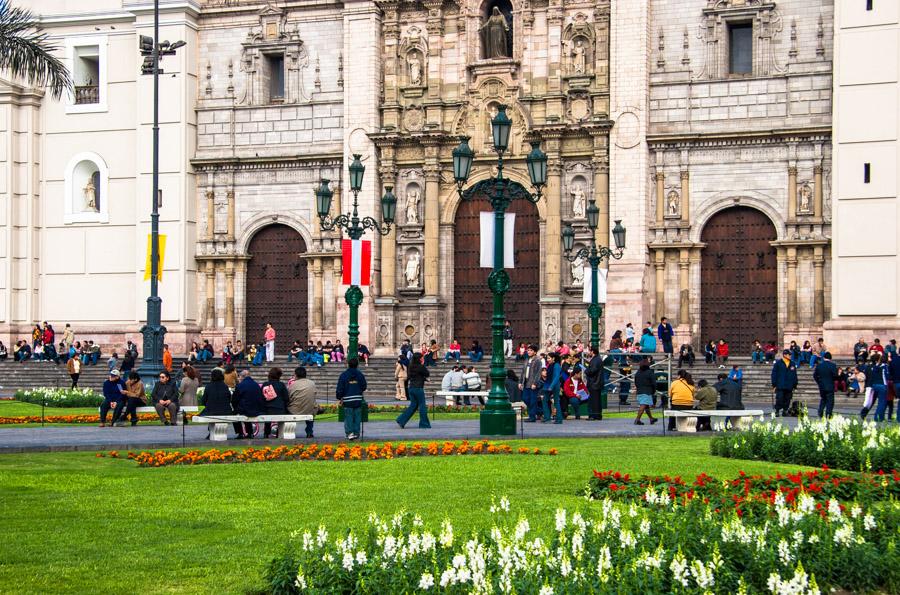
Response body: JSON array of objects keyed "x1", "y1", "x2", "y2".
[{"x1": 15, "y1": 388, "x2": 103, "y2": 408}]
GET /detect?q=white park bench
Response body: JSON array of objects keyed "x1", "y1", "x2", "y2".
[
  {"x1": 664, "y1": 409, "x2": 765, "y2": 433},
  {"x1": 435, "y1": 390, "x2": 490, "y2": 406},
  {"x1": 191, "y1": 414, "x2": 314, "y2": 441},
  {"x1": 98, "y1": 405, "x2": 199, "y2": 424}
]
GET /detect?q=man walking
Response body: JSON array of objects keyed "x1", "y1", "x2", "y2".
[
  {"x1": 584, "y1": 345, "x2": 605, "y2": 420},
  {"x1": 336, "y1": 358, "x2": 367, "y2": 440},
  {"x1": 657, "y1": 317, "x2": 675, "y2": 355},
  {"x1": 264, "y1": 322, "x2": 276, "y2": 363},
  {"x1": 503, "y1": 321, "x2": 514, "y2": 358},
  {"x1": 771, "y1": 349, "x2": 798, "y2": 417},
  {"x1": 813, "y1": 351, "x2": 838, "y2": 419},
  {"x1": 519, "y1": 344, "x2": 542, "y2": 421}
]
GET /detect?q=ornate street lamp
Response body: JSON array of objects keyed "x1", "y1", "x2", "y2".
[
  {"x1": 316, "y1": 154, "x2": 396, "y2": 359},
  {"x1": 452, "y1": 105, "x2": 547, "y2": 436},
  {"x1": 562, "y1": 214, "x2": 626, "y2": 354}
]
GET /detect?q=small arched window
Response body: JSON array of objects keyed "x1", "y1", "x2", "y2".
[{"x1": 64, "y1": 152, "x2": 109, "y2": 224}]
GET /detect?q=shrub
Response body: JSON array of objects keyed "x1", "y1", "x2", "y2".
[
  {"x1": 14, "y1": 387, "x2": 102, "y2": 408},
  {"x1": 710, "y1": 414, "x2": 900, "y2": 472}
]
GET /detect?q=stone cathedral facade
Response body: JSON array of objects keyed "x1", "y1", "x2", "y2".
[{"x1": 8, "y1": 0, "x2": 891, "y2": 355}]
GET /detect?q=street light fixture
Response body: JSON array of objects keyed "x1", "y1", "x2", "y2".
[
  {"x1": 138, "y1": 0, "x2": 185, "y2": 384},
  {"x1": 316, "y1": 155, "x2": 396, "y2": 360},
  {"x1": 452, "y1": 104, "x2": 547, "y2": 436}
]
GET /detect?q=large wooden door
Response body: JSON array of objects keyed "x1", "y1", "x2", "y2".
[
  {"x1": 453, "y1": 198, "x2": 540, "y2": 350},
  {"x1": 245, "y1": 224, "x2": 308, "y2": 350},
  {"x1": 700, "y1": 207, "x2": 777, "y2": 351}
]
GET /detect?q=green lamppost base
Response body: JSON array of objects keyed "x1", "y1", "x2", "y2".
[{"x1": 479, "y1": 408, "x2": 517, "y2": 435}]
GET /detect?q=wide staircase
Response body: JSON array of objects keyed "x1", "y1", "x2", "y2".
[{"x1": 0, "y1": 355, "x2": 863, "y2": 412}]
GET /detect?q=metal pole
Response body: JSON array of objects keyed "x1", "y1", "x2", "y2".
[
  {"x1": 345, "y1": 286, "x2": 362, "y2": 363},
  {"x1": 589, "y1": 253, "x2": 600, "y2": 352}
]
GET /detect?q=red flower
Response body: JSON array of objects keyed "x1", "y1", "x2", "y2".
[{"x1": 609, "y1": 483, "x2": 618, "y2": 491}]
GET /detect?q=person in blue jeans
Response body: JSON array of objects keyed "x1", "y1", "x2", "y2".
[
  {"x1": 336, "y1": 358, "x2": 368, "y2": 440},
  {"x1": 861, "y1": 353, "x2": 889, "y2": 422},
  {"x1": 519, "y1": 344, "x2": 542, "y2": 422},
  {"x1": 396, "y1": 353, "x2": 431, "y2": 429},
  {"x1": 467, "y1": 340, "x2": 484, "y2": 362},
  {"x1": 542, "y1": 352, "x2": 563, "y2": 424},
  {"x1": 750, "y1": 340, "x2": 765, "y2": 364}
]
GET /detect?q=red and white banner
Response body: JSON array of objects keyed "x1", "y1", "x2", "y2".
[{"x1": 342, "y1": 239, "x2": 372, "y2": 286}]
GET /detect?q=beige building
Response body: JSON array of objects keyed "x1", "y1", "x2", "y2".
[{"x1": 0, "y1": 0, "x2": 886, "y2": 355}]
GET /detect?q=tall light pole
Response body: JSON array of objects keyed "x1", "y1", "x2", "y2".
[
  {"x1": 562, "y1": 214, "x2": 626, "y2": 352},
  {"x1": 452, "y1": 105, "x2": 548, "y2": 436},
  {"x1": 138, "y1": 1, "x2": 185, "y2": 383},
  {"x1": 315, "y1": 155, "x2": 397, "y2": 359}
]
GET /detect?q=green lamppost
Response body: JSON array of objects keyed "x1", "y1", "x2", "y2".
[
  {"x1": 561, "y1": 212, "x2": 626, "y2": 352},
  {"x1": 315, "y1": 155, "x2": 397, "y2": 359},
  {"x1": 452, "y1": 105, "x2": 548, "y2": 436}
]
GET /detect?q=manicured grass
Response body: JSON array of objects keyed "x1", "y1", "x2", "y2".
[
  {"x1": 0, "y1": 400, "x2": 99, "y2": 417},
  {"x1": 0, "y1": 436, "x2": 810, "y2": 594}
]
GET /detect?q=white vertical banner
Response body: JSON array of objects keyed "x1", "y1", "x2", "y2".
[
  {"x1": 479, "y1": 212, "x2": 516, "y2": 268},
  {"x1": 583, "y1": 267, "x2": 608, "y2": 304}
]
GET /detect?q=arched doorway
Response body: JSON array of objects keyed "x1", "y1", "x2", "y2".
[
  {"x1": 245, "y1": 224, "x2": 308, "y2": 350},
  {"x1": 700, "y1": 206, "x2": 777, "y2": 351},
  {"x1": 453, "y1": 198, "x2": 540, "y2": 350}
]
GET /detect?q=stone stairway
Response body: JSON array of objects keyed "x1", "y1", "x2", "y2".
[{"x1": 0, "y1": 355, "x2": 863, "y2": 411}]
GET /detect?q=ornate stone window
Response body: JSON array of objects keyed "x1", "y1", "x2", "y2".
[
  {"x1": 64, "y1": 152, "x2": 109, "y2": 224},
  {"x1": 239, "y1": 5, "x2": 309, "y2": 105},
  {"x1": 697, "y1": 0, "x2": 784, "y2": 79},
  {"x1": 65, "y1": 36, "x2": 108, "y2": 114}
]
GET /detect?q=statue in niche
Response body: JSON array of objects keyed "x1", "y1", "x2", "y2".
[
  {"x1": 404, "y1": 251, "x2": 421, "y2": 288},
  {"x1": 798, "y1": 183, "x2": 812, "y2": 213},
  {"x1": 667, "y1": 190, "x2": 680, "y2": 216},
  {"x1": 571, "y1": 39, "x2": 587, "y2": 74},
  {"x1": 405, "y1": 188, "x2": 420, "y2": 225},
  {"x1": 571, "y1": 184, "x2": 587, "y2": 219},
  {"x1": 481, "y1": 7, "x2": 510, "y2": 59},
  {"x1": 82, "y1": 175, "x2": 99, "y2": 212},
  {"x1": 571, "y1": 254, "x2": 585, "y2": 287},
  {"x1": 407, "y1": 52, "x2": 422, "y2": 86}
]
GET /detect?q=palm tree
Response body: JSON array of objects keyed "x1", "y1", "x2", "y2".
[{"x1": 0, "y1": 0, "x2": 72, "y2": 99}]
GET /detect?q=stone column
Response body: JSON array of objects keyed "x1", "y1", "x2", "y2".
[
  {"x1": 226, "y1": 190, "x2": 235, "y2": 240},
  {"x1": 680, "y1": 170, "x2": 690, "y2": 223},
  {"x1": 787, "y1": 164, "x2": 797, "y2": 221},
  {"x1": 545, "y1": 152, "x2": 563, "y2": 296},
  {"x1": 786, "y1": 246, "x2": 798, "y2": 328},
  {"x1": 205, "y1": 261, "x2": 216, "y2": 329},
  {"x1": 423, "y1": 0, "x2": 443, "y2": 108},
  {"x1": 654, "y1": 250, "x2": 666, "y2": 320},
  {"x1": 593, "y1": 156, "x2": 610, "y2": 259},
  {"x1": 655, "y1": 171, "x2": 665, "y2": 225},
  {"x1": 813, "y1": 164, "x2": 823, "y2": 220},
  {"x1": 332, "y1": 256, "x2": 343, "y2": 332},
  {"x1": 423, "y1": 155, "x2": 440, "y2": 298},
  {"x1": 225, "y1": 262, "x2": 235, "y2": 328},
  {"x1": 379, "y1": 162, "x2": 398, "y2": 298},
  {"x1": 206, "y1": 190, "x2": 215, "y2": 239},
  {"x1": 678, "y1": 248, "x2": 690, "y2": 325},
  {"x1": 312, "y1": 258, "x2": 324, "y2": 329},
  {"x1": 813, "y1": 245, "x2": 825, "y2": 325}
]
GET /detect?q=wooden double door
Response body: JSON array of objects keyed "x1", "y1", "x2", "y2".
[
  {"x1": 700, "y1": 206, "x2": 777, "y2": 351},
  {"x1": 453, "y1": 198, "x2": 541, "y2": 349},
  {"x1": 245, "y1": 224, "x2": 309, "y2": 349}
]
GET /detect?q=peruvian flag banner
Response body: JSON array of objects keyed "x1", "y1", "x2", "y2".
[{"x1": 342, "y1": 239, "x2": 372, "y2": 286}]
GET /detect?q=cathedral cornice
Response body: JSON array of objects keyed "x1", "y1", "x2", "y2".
[
  {"x1": 191, "y1": 153, "x2": 343, "y2": 171},
  {"x1": 648, "y1": 126, "x2": 831, "y2": 149}
]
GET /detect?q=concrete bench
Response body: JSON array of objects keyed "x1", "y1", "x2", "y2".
[
  {"x1": 191, "y1": 414, "x2": 314, "y2": 441},
  {"x1": 435, "y1": 390, "x2": 490, "y2": 406},
  {"x1": 664, "y1": 409, "x2": 764, "y2": 433}
]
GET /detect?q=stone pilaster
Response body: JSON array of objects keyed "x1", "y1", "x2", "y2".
[
  {"x1": 813, "y1": 164, "x2": 823, "y2": 220},
  {"x1": 206, "y1": 190, "x2": 215, "y2": 240},
  {"x1": 814, "y1": 246, "x2": 825, "y2": 326},
  {"x1": 379, "y1": 162, "x2": 398, "y2": 298},
  {"x1": 654, "y1": 250, "x2": 666, "y2": 320},
  {"x1": 591, "y1": 132, "x2": 610, "y2": 262},
  {"x1": 423, "y1": 149, "x2": 440, "y2": 298},
  {"x1": 786, "y1": 246, "x2": 799, "y2": 329},
  {"x1": 678, "y1": 248, "x2": 690, "y2": 325},
  {"x1": 225, "y1": 261, "x2": 235, "y2": 328},
  {"x1": 680, "y1": 170, "x2": 690, "y2": 224},
  {"x1": 205, "y1": 261, "x2": 216, "y2": 329},
  {"x1": 545, "y1": 156, "x2": 563, "y2": 296},
  {"x1": 312, "y1": 258, "x2": 324, "y2": 329},
  {"x1": 226, "y1": 190, "x2": 235, "y2": 240},
  {"x1": 787, "y1": 164, "x2": 798, "y2": 222},
  {"x1": 655, "y1": 171, "x2": 665, "y2": 225}
]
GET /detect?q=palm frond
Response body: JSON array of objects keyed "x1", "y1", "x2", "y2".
[{"x1": 0, "y1": 0, "x2": 73, "y2": 99}]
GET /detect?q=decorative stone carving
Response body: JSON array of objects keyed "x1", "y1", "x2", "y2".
[
  {"x1": 238, "y1": 5, "x2": 309, "y2": 105},
  {"x1": 543, "y1": 309, "x2": 560, "y2": 345},
  {"x1": 399, "y1": 26, "x2": 428, "y2": 95},
  {"x1": 405, "y1": 187, "x2": 420, "y2": 225},
  {"x1": 82, "y1": 175, "x2": 99, "y2": 212},
  {"x1": 798, "y1": 182, "x2": 812, "y2": 214},
  {"x1": 571, "y1": 253, "x2": 586, "y2": 287},
  {"x1": 666, "y1": 189, "x2": 680, "y2": 217},
  {"x1": 695, "y1": 1, "x2": 784, "y2": 80},
  {"x1": 562, "y1": 13, "x2": 595, "y2": 84},
  {"x1": 481, "y1": 7, "x2": 511, "y2": 59},
  {"x1": 407, "y1": 53, "x2": 422, "y2": 86},
  {"x1": 571, "y1": 184, "x2": 587, "y2": 219},
  {"x1": 402, "y1": 105, "x2": 425, "y2": 131},
  {"x1": 405, "y1": 250, "x2": 421, "y2": 287}
]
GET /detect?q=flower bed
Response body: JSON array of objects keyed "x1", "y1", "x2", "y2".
[
  {"x1": 710, "y1": 414, "x2": 900, "y2": 472},
  {"x1": 318, "y1": 404, "x2": 483, "y2": 415},
  {"x1": 266, "y1": 487, "x2": 899, "y2": 594},
  {"x1": 122, "y1": 441, "x2": 558, "y2": 467},
  {"x1": 0, "y1": 413, "x2": 195, "y2": 425},
  {"x1": 14, "y1": 388, "x2": 103, "y2": 408}
]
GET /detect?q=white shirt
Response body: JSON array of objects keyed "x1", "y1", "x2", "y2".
[{"x1": 463, "y1": 371, "x2": 482, "y2": 390}]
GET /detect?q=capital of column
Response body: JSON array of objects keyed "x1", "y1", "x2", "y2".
[
  {"x1": 548, "y1": 160, "x2": 563, "y2": 176},
  {"x1": 680, "y1": 170, "x2": 689, "y2": 180},
  {"x1": 655, "y1": 171, "x2": 665, "y2": 181},
  {"x1": 423, "y1": 163, "x2": 441, "y2": 181},
  {"x1": 787, "y1": 165, "x2": 798, "y2": 176}
]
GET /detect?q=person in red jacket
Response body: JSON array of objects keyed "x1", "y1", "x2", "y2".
[
  {"x1": 716, "y1": 339, "x2": 730, "y2": 369},
  {"x1": 562, "y1": 367, "x2": 588, "y2": 420}
]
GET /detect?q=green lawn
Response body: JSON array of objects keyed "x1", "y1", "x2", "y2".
[{"x1": 0, "y1": 436, "x2": 810, "y2": 594}]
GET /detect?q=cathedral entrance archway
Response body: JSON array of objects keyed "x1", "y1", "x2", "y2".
[
  {"x1": 700, "y1": 206, "x2": 777, "y2": 351},
  {"x1": 453, "y1": 198, "x2": 540, "y2": 350},
  {"x1": 245, "y1": 224, "x2": 308, "y2": 350}
]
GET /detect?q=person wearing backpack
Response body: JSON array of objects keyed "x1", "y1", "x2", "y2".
[{"x1": 261, "y1": 367, "x2": 288, "y2": 438}]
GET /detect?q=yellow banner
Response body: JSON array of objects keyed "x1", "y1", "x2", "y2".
[{"x1": 144, "y1": 234, "x2": 167, "y2": 282}]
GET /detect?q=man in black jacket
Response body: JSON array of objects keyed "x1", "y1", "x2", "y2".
[
  {"x1": 231, "y1": 370, "x2": 265, "y2": 438},
  {"x1": 714, "y1": 373, "x2": 743, "y2": 410},
  {"x1": 584, "y1": 345, "x2": 605, "y2": 420},
  {"x1": 813, "y1": 352, "x2": 839, "y2": 419},
  {"x1": 151, "y1": 370, "x2": 179, "y2": 425},
  {"x1": 518, "y1": 344, "x2": 543, "y2": 422}
]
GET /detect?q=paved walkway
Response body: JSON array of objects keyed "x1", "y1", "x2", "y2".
[{"x1": 0, "y1": 414, "x2": 805, "y2": 453}]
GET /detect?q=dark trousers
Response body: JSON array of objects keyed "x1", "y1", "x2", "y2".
[
  {"x1": 696, "y1": 413, "x2": 713, "y2": 432},
  {"x1": 667, "y1": 404, "x2": 693, "y2": 431},
  {"x1": 523, "y1": 388, "x2": 538, "y2": 421},
  {"x1": 397, "y1": 386, "x2": 430, "y2": 428},
  {"x1": 264, "y1": 422, "x2": 277, "y2": 438},
  {"x1": 304, "y1": 420, "x2": 314, "y2": 438},
  {"x1": 588, "y1": 388, "x2": 603, "y2": 420},
  {"x1": 774, "y1": 389, "x2": 794, "y2": 416},
  {"x1": 100, "y1": 398, "x2": 125, "y2": 424},
  {"x1": 817, "y1": 389, "x2": 835, "y2": 419},
  {"x1": 662, "y1": 339, "x2": 673, "y2": 354},
  {"x1": 234, "y1": 422, "x2": 255, "y2": 438},
  {"x1": 70, "y1": 373, "x2": 79, "y2": 388}
]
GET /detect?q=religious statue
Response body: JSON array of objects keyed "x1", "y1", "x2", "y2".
[
  {"x1": 571, "y1": 184, "x2": 587, "y2": 219},
  {"x1": 405, "y1": 251, "x2": 421, "y2": 288},
  {"x1": 82, "y1": 176, "x2": 98, "y2": 212},
  {"x1": 571, "y1": 254, "x2": 585, "y2": 287},
  {"x1": 798, "y1": 183, "x2": 812, "y2": 213},
  {"x1": 407, "y1": 53, "x2": 422, "y2": 86},
  {"x1": 405, "y1": 188, "x2": 420, "y2": 225},
  {"x1": 481, "y1": 7, "x2": 510, "y2": 59},
  {"x1": 667, "y1": 190, "x2": 680, "y2": 216},
  {"x1": 572, "y1": 39, "x2": 586, "y2": 74}
]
